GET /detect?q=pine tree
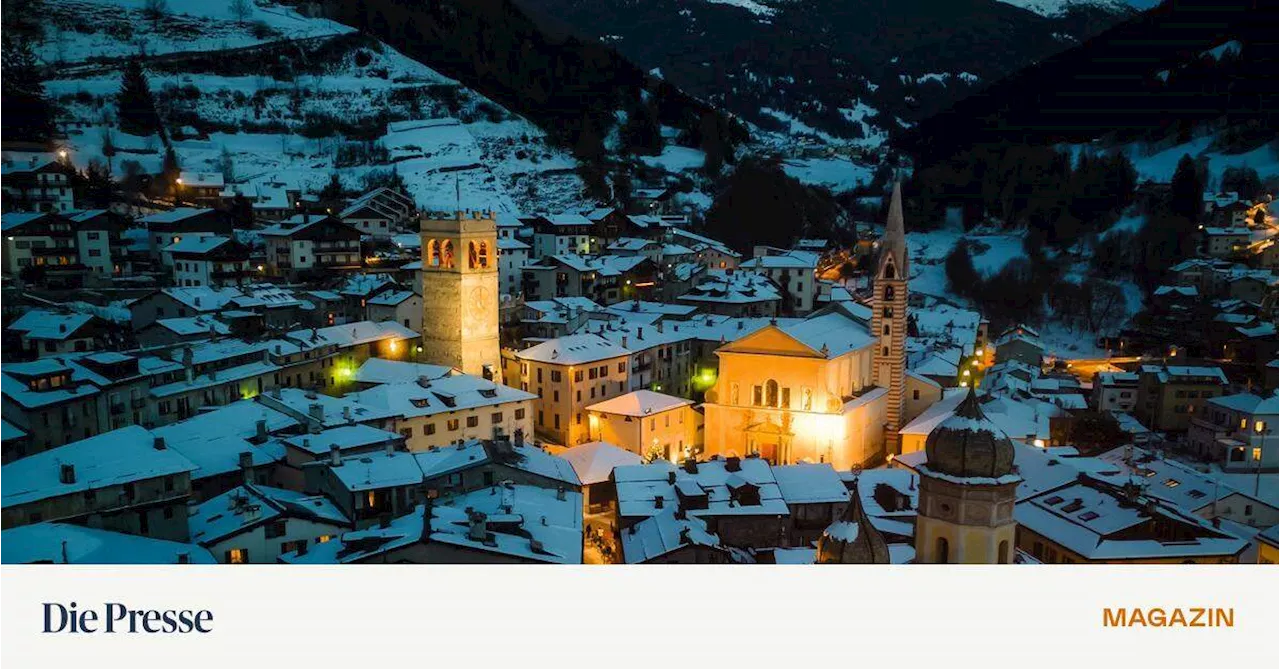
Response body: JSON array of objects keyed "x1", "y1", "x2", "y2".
[
  {"x1": 162, "y1": 147, "x2": 181, "y2": 198},
  {"x1": 621, "y1": 96, "x2": 663, "y2": 156},
  {"x1": 118, "y1": 58, "x2": 163, "y2": 137},
  {"x1": 2, "y1": 35, "x2": 57, "y2": 145},
  {"x1": 1169, "y1": 154, "x2": 1203, "y2": 224}
]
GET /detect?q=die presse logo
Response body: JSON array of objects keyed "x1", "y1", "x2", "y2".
[{"x1": 42, "y1": 602, "x2": 213, "y2": 634}]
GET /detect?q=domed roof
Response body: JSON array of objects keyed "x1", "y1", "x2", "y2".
[
  {"x1": 816, "y1": 481, "x2": 890, "y2": 564},
  {"x1": 923, "y1": 387, "x2": 1016, "y2": 479}
]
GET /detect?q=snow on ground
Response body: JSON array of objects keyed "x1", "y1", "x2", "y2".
[
  {"x1": 39, "y1": 0, "x2": 352, "y2": 66},
  {"x1": 995, "y1": 0, "x2": 1144, "y2": 18},
  {"x1": 905, "y1": 224, "x2": 1027, "y2": 298},
  {"x1": 898, "y1": 219, "x2": 1142, "y2": 359},
  {"x1": 40, "y1": 0, "x2": 589, "y2": 218},
  {"x1": 700, "y1": 0, "x2": 777, "y2": 17},
  {"x1": 781, "y1": 158, "x2": 873, "y2": 192},
  {"x1": 639, "y1": 145, "x2": 707, "y2": 173},
  {"x1": 1074, "y1": 136, "x2": 1280, "y2": 184}
]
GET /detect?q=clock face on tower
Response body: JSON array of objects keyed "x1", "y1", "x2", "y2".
[{"x1": 466, "y1": 285, "x2": 490, "y2": 329}]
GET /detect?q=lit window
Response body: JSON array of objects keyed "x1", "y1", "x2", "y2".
[{"x1": 227, "y1": 548, "x2": 248, "y2": 564}]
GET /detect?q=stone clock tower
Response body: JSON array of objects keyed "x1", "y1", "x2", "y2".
[{"x1": 420, "y1": 210, "x2": 502, "y2": 381}]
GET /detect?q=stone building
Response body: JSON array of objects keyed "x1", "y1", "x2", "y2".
[
  {"x1": 420, "y1": 210, "x2": 502, "y2": 381},
  {"x1": 872, "y1": 183, "x2": 909, "y2": 455},
  {"x1": 914, "y1": 388, "x2": 1020, "y2": 564}
]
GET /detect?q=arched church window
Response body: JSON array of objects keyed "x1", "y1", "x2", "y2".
[
  {"x1": 468, "y1": 241, "x2": 478, "y2": 269},
  {"x1": 882, "y1": 346, "x2": 889, "y2": 356},
  {"x1": 884, "y1": 285, "x2": 895, "y2": 300},
  {"x1": 765, "y1": 380, "x2": 779, "y2": 408},
  {"x1": 936, "y1": 537, "x2": 950, "y2": 564},
  {"x1": 441, "y1": 240, "x2": 455, "y2": 269},
  {"x1": 884, "y1": 263, "x2": 895, "y2": 279},
  {"x1": 428, "y1": 240, "x2": 441, "y2": 267},
  {"x1": 883, "y1": 324, "x2": 891, "y2": 336},
  {"x1": 883, "y1": 307, "x2": 893, "y2": 318},
  {"x1": 478, "y1": 241, "x2": 489, "y2": 268},
  {"x1": 998, "y1": 540, "x2": 1010, "y2": 564}
]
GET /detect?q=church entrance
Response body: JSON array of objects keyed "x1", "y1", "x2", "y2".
[{"x1": 744, "y1": 420, "x2": 788, "y2": 465}]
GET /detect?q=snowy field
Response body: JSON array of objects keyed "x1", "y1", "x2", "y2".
[
  {"x1": 38, "y1": 0, "x2": 590, "y2": 218},
  {"x1": 39, "y1": 0, "x2": 352, "y2": 67}
]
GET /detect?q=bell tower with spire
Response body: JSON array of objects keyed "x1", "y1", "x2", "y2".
[{"x1": 872, "y1": 182, "x2": 908, "y2": 456}]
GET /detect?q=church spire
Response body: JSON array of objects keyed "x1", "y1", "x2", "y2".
[
  {"x1": 816, "y1": 478, "x2": 891, "y2": 564},
  {"x1": 879, "y1": 181, "x2": 908, "y2": 277}
]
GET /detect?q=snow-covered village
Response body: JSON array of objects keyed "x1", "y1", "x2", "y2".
[{"x1": 0, "y1": 0, "x2": 1277, "y2": 571}]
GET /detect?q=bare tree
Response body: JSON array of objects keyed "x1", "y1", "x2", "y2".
[{"x1": 230, "y1": 0, "x2": 252, "y2": 25}]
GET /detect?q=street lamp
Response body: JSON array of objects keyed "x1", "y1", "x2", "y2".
[{"x1": 1252, "y1": 421, "x2": 1269, "y2": 498}]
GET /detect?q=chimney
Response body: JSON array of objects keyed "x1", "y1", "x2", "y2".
[
  {"x1": 667, "y1": 471, "x2": 676, "y2": 485},
  {"x1": 239, "y1": 451, "x2": 254, "y2": 483},
  {"x1": 308, "y1": 403, "x2": 324, "y2": 422},
  {"x1": 654, "y1": 495, "x2": 664, "y2": 509},
  {"x1": 153, "y1": 436, "x2": 167, "y2": 450},
  {"x1": 59, "y1": 463, "x2": 76, "y2": 484},
  {"x1": 329, "y1": 444, "x2": 341, "y2": 466},
  {"x1": 725, "y1": 456, "x2": 741, "y2": 472},
  {"x1": 556, "y1": 486, "x2": 566, "y2": 501},
  {"x1": 637, "y1": 327, "x2": 644, "y2": 341},
  {"x1": 513, "y1": 429, "x2": 524, "y2": 448},
  {"x1": 385, "y1": 439, "x2": 395, "y2": 456},
  {"x1": 342, "y1": 406, "x2": 352, "y2": 422},
  {"x1": 622, "y1": 336, "x2": 628, "y2": 349},
  {"x1": 255, "y1": 419, "x2": 268, "y2": 441},
  {"x1": 59, "y1": 323, "x2": 67, "y2": 333},
  {"x1": 467, "y1": 511, "x2": 487, "y2": 541}
]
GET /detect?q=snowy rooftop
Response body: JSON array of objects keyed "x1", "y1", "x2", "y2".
[
  {"x1": 772, "y1": 463, "x2": 851, "y2": 505},
  {"x1": 190, "y1": 484, "x2": 349, "y2": 546},
  {"x1": 347, "y1": 374, "x2": 535, "y2": 420},
  {"x1": 620, "y1": 508, "x2": 723, "y2": 563},
  {"x1": 515, "y1": 333, "x2": 631, "y2": 365},
  {"x1": 139, "y1": 208, "x2": 217, "y2": 224},
  {"x1": 1, "y1": 523, "x2": 216, "y2": 565},
  {"x1": 1139, "y1": 364, "x2": 1228, "y2": 385},
  {"x1": 158, "y1": 286, "x2": 243, "y2": 311},
  {"x1": 558, "y1": 441, "x2": 643, "y2": 486},
  {"x1": 353, "y1": 358, "x2": 455, "y2": 386},
  {"x1": 154, "y1": 400, "x2": 296, "y2": 479},
  {"x1": 779, "y1": 309, "x2": 874, "y2": 358},
  {"x1": 1207, "y1": 390, "x2": 1279, "y2": 416},
  {"x1": 2, "y1": 426, "x2": 197, "y2": 509},
  {"x1": 1016, "y1": 481, "x2": 1247, "y2": 561},
  {"x1": 163, "y1": 235, "x2": 236, "y2": 256},
  {"x1": 680, "y1": 269, "x2": 781, "y2": 304},
  {"x1": 586, "y1": 390, "x2": 692, "y2": 417},
  {"x1": 328, "y1": 450, "x2": 424, "y2": 492},
  {"x1": 283, "y1": 424, "x2": 403, "y2": 456},
  {"x1": 6, "y1": 309, "x2": 95, "y2": 340},
  {"x1": 614, "y1": 457, "x2": 790, "y2": 520},
  {"x1": 365, "y1": 290, "x2": 416, "y2": 307},
  {"x1": 741, "y1": 250, "x2": 819, "y2": 270},
  {"x1": 281, "y1": 485, "x2": 583, "y2": 564}
]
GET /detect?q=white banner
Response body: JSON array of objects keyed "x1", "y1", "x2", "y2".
[{"x1": 3, "y1": 565, "x2": 1277, "y2": 668}]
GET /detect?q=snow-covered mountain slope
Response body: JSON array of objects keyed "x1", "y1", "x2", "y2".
[
  {"x1": 996, "y1": 0, "x2": 1152, "y2": 18},
  {"x1": 34, "y1": 0, "x2": 594, "y2": 217},
  {"x1": 517, "y1": 0, "x2": 1136, "y2": 156}
]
